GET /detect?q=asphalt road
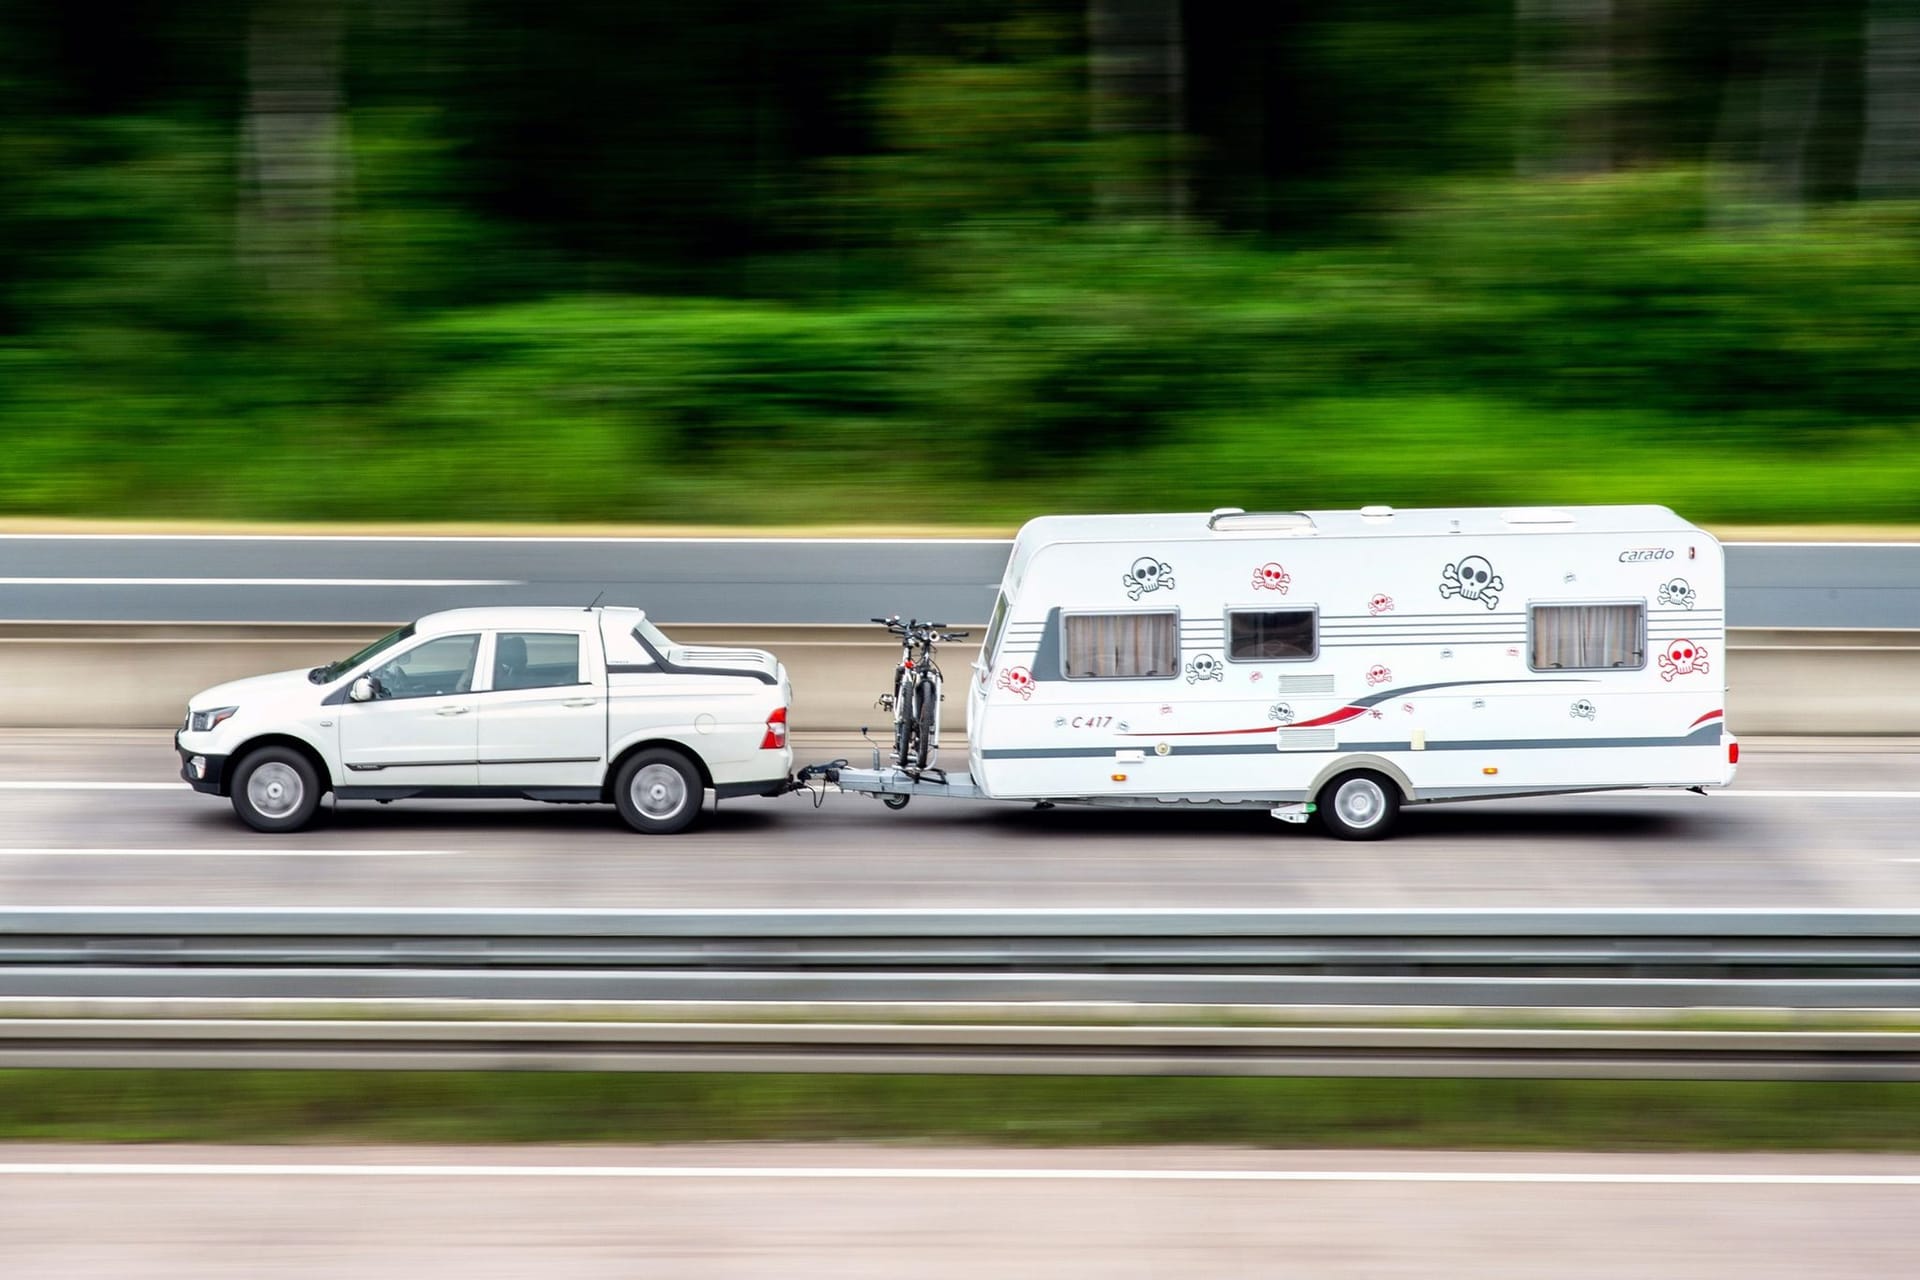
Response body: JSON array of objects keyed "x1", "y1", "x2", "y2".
[
  {"x1": 2, "y1": 1146, "x2": 1915, "y2": 1279},
  {"x1": 3, "y1": 534, "x2": 1916, "y2": 627},
  {"x1": 1, "y1": 733, "x2": 1915, "y2": 909}
]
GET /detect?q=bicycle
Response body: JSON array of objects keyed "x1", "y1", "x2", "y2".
[{"x1": 870, "y1": 615, "x2": 969, "y2": 806}]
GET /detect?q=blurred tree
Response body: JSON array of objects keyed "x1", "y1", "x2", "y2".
[
  {"x1": 1861, "y1": 0, "x2": 1920, "y2": 197},
  {"x1": 240, "y1": 0, "x2": 350, "y2": 295}
]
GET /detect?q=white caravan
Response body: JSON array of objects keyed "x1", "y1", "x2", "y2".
[{"x1": 938, "y1": 505, "x2": 1736, "y2": 838}]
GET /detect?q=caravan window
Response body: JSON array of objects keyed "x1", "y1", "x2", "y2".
[
  {"x1": 981, "y1": 592, "x2": 1011, "y2": 666},
  {"x1": 1062, "y1": 612, "x2": 1179, "y2": 680},
  {"x1": 1529, "y1": 603, "x2": 1646, "y2": 670},
  {"x1": 1227, "y1": 609, "x2": 1318, "y2": 661}
]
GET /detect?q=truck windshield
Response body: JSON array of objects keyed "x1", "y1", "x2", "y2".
[{"x1": 310, "y1": 624, "x2": 416, "y2": 684}]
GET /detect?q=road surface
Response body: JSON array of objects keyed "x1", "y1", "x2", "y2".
[
  {"x1": 1, "y1": 1145, "x2": 1914, "y2": 1278},
  {"x1": 3, "y1": 534, "x2": 1916, "y2": 627},
  {"x1": 0, "y1": 733, "x2": 1915, "y2": 909}
]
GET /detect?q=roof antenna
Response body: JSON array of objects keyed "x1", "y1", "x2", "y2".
[{"x1": 585, "y1": 591, "x2": 605, "y2": 612}]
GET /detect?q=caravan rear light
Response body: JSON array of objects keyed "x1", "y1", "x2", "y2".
[
  {"x1": 1728, "y1": 741, "x2": 1740, "y2": 765},
  {"x1": 760, "y1": 707, "x2": 788, "y2": 750}
]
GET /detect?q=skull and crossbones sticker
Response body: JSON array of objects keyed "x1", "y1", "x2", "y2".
[
  {"x1": 1368, "y1": 593, "x2": 1394, "y2": 616},
  {"x1": 1267, "y1": 702, "x2": 1295, "y2": 724},
  {"x1": 1124, "y1": 557, "x2": 1175, "y2": 601},
  {"x1": 1657, "y1": 640, "x2": 1709, "y2": 681},
  {"x1": 997, "y1": 666, "x2": 1036, "y2": 700},
  {"x1": 1251, "y1": 562, "x2": 1291, "y2": 593},
  {"x1": 1658, "y1": 578, "x2": 1697, "y2": 609},
  {"x1": 1185, "y1": 653, "x2": 1223, "y2": 683},
  {"x1": 1439, "y1": 555, "x2": 1504, "y2": 609},
  {"x1": 1366, "y1": 664, "x2": 1392, "y2": 686},
  {"x1": 1570, "y1": 699, "x2": 1597, "y2": 721}
]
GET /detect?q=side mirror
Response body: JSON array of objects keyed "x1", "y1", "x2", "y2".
[{"x1": 350, "y1": 676, "x2": 377, "y2": 703}]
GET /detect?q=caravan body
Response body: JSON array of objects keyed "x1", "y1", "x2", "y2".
[{"x1": 965, "y1": 506, "x2": 1735, "y2": 822}]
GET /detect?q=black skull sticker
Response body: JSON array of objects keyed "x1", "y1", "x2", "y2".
[
  {"x1": 1124, "y1": 556, "x2": 1176, "y2": 601},
  {"x1": 1184, "y1": 653, "x2": 1223, "y2": 683},
  {"x1": 1439, "y1": 555, "x2": 1504, "y2": 609}
]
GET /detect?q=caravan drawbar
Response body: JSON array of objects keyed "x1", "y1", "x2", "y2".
[{"x1": 817, "y1": 504, "x2": 1737, "y2": 839}]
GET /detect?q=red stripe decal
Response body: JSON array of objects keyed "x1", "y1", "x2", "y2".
[
  {"x1": 1294, "y1": 705, "x2": 1369, "y2": 728},
  {"x1": 1689, "y1": 709, "x2": 1724, "y2": 729}
]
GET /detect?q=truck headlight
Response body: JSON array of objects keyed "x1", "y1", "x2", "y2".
[{"x1": 189, "y1": 706, "x2": 238, "y2": 733}]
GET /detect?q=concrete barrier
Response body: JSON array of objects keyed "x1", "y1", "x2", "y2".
[{"x1": 1, "y1": 623, "x2": 1913, "y2": 735}]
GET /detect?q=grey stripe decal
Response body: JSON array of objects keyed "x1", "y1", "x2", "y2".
[
  {"x1": 344, "y1": 760, "x2": 477, "y2": 772},
  {"x1": 477, "y1": 756, "x2": 603, "y2": 767},
  {"x1": 629, "y1": 629, "x2": 777, "y2": 685},
  {"x1": 981, "y1": 722, "x2": 1722, "y2": 761}
]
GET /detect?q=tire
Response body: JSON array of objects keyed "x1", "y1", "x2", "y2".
[
  {"x1": 909, "y1": 678, "x2": 937, "y2": 769},
  {"x1": 892, "y1": 674, "x2": 916, "y2": 768},
  {"x1": 881, "y1": 793, "x2": 911, "y2": 810},
  {"x1": 614, "y1": 748, "x2": 704, "y2": 835},
  {"x1": 230, "y1": 746, "x2": 323, "y2": 834},
  {"x1": 1316, "y1": 769, "x2": 1401, "y2": 841}
]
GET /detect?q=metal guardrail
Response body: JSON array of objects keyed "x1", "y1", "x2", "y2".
[
  {"x1": 4, "y1": 1018, "x2": 1920, "y2": 1080},
  {"x1": 4, "y1": 908, "x2": 1920, "y2": 1009}
]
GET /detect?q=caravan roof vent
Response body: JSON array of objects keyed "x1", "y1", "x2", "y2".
[
  {"x1": 1209, "y1": 507, "x2": 1247, "y2": 520},
  {"x1": 1359, "y1": 505, "x2": 1395, "y2": 519},
  {"x1": 1502, "y1": 507, "x2": 1576, "y2": 526},
  {"x1": 1209, "y1": 510, "x2": 1317, "y2": 534}
]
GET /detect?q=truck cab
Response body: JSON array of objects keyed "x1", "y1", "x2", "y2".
[{"x1": 175, "y1": 606, "x2": 792, "y2": 834}]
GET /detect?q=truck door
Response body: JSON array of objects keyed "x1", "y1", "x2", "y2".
[
  {"x1": 477, "y1": 629, "x2": 605, "y2": 789},
  {"x1": 338, "y1": 633, "x2": 482, "y2": 787}
]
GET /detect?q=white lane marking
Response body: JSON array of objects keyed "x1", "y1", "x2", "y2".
[
  {"x1": 0, "y1": 849, "x2": 446, "y2": 860},
  {"x1": 1716, "y1": 790, "x2": 1920, "y2": 800},
  {"x1": 0, "y1": 578, "x2": 523, "y2": 587},
  {"x1": 0, "y1": 782, "x2": 180, "y2": 792},
  {"x1": 3, "y1": 782, "x2": 1914, "y2": 800},
  {"x1": 0, "y1": 1162, "x2": 1915, "y2": 1185}
]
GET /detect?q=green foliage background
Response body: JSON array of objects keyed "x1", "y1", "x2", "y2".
[{"x1": 1, "y1": 2, "x2": 1916, "y2": 524}]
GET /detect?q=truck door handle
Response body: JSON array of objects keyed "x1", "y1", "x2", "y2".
[
  {"x1": 436, "y1": 705, "x2": 472, "y2": 717},
  {"x1": 563, "y1": 699, "x2": 597, "y2": 708}
]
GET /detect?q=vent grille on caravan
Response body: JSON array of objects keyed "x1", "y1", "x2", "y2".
[
  {"x1": 1277, "y1": 674, "x2": 1336, "y2": 695},
  {"x1": 1276, "y1": 728, "x2": 1338, "y2": 752}
]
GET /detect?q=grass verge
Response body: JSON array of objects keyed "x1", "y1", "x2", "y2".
[{"x1": 4, "y1": 1071, "x2": 1920, "y2": 1150}]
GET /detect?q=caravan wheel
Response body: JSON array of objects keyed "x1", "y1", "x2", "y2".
[{"x1": 1317, "y1": 770, "x2": 1400, "y2": 841}]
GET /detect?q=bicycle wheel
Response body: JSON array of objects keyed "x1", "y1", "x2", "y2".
[
  {"x1": 893, "y1": 674, "x2": 916, "y2": 768},
  {"x1": 910, "y1": 677, "x2": 937, "y2": 770}
]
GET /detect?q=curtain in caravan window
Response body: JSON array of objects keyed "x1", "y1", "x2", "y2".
[
  {"x1": 1063, "y1": 612, "x2": 1179, "y2": 679},
  {"x1": 1530, "y1": 604, "x2": 1645, "y2": 670}
]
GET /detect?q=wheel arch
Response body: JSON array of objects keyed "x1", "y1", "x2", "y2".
[
  {"x1": 226, "y1": 733, "x2": 334, "y2": 796},
  {"x1": 603, "y1": 737, "x2": 713, "y2": 802},
  {"x1": 1308, "y1": 754, "x2": 1415, "y2": 803}
]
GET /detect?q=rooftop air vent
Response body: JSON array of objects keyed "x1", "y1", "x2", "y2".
[
  {"x1": 1502, "y1": 507, "x2": 1575, "y2": 525},
  {"x1": 1208, "y1": 511, "x2": 1317, "y2": 534},
  {"x1": 1359, "y1": 505, "x2": 1394, "y2": 519}
]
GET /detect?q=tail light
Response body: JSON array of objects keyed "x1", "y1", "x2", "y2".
[
  {"x1": 1728, "y1": 740, "x2": 1739, "y2": 765},
  {"x1": 760, "y1": 707, "x2": 788, "y2": 750}
]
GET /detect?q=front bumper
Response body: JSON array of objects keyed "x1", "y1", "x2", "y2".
[{"x1": 175, "y1": 733, "x2": 231, "y2": 795}]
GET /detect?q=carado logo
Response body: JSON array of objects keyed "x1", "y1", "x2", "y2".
[{"x1": 1619, "y1": 547, "x2": 1675, "y2": 563}]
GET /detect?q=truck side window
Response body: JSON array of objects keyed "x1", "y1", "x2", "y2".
[
  {"x1": 493, "y1": 632, "x2": 583, "y2": 691},
  {"x1": 1062, "y1": 612, "x2": 1179, "y2": 679},
  {"x1": 1530, "y1": 604, "x2": 1646, "y2": 670},
  {"x1": 1227, "y1": 609, "x2": 1317, "y2": 661},
  {"x1": 370, "y1": 634, "x2": 480, "y2": 699}
]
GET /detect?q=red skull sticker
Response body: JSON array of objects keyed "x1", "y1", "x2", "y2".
[
  {"x1": 996, "y1": 666, "x2": 1036, "y2": 700},
  {"x1": 1366, "y1": 664, "x2": 1392, "y2": 687},
  {"x1": 1368, "y1": 593, "x2": 1394, "y2": 616},
  {"x1": 1657, "y1": 640, "x2": 1709, "y2": 682},
  {"x1": 1252, "y1": 562, "x2": 1292, "y2": 593}
]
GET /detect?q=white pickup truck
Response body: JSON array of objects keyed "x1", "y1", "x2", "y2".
[{"x1": 175, "y1": 606, "x2": 793, "y2": 834}]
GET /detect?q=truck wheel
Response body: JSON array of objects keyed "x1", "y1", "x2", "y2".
[
  {"x1": 615, "y1": 748, "x2": 703, "y2": 835},
  {"x1": 1317, "y1": 770, "x2": 1400, "y2": 841},
  {"x1": 230, "y1": 746, "x2": 322, "y2": 834}
]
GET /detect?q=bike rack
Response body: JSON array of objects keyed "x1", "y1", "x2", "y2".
[{"x1": 793, "y1": 760, "x2": 986, "y2": 801}]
